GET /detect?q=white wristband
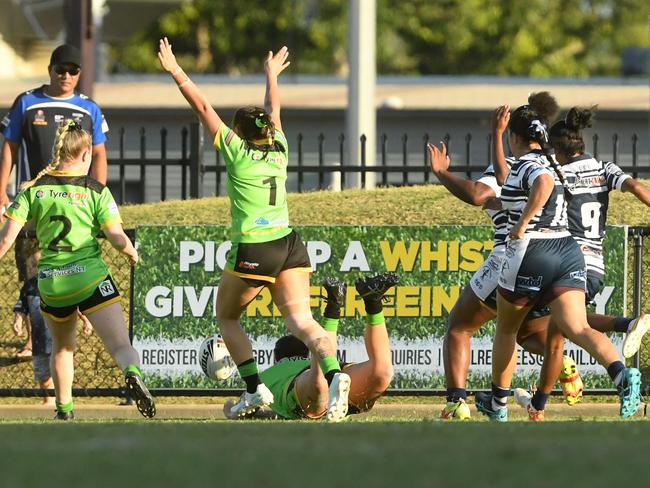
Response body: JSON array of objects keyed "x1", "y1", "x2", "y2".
[{"x1": 171, "y1": 66, "x2": 183, "y2": 76}]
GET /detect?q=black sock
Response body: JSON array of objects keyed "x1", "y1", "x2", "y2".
[
  {"x1": 324, "y1": 369, "x2": 341, "y2": 385},
  {"x1": 447, "y1": 387, "x2": 467, "y2": 403},
  {"x1": 237, "y1": 358, "x2": 262, "y2": 394},
  {"x1": 363, "y1": 298, "x2": 383, "y2": 315},
  {"x1": 613, "y1": 316, "x2": 634, "y2": 333},
  {"x1": 531, "y1": 390, "x2": 550, "y2": 411},
  {"x1": 491, "y1": 383, "x2": 510, "y2": 407},
  {"x1": 607, "y1": 361, "x2": 626, "y2": 386}
]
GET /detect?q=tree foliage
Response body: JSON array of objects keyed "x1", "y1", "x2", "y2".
[{"x1": 111, "y1": 0, "x2": 649, "y2": 77}]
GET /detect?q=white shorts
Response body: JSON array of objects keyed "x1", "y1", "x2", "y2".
[{"x1": 469, "y1": 252, "x2": 502, "y2": 305}]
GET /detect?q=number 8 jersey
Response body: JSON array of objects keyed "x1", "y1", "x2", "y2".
[
  {"x1": 5, "y1": 171, "x2": 122, "y2": 306},
  {"x1": 214, "y1": 125, "x2": 291, "y2": 244}
]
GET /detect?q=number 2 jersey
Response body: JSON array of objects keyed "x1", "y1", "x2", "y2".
[
  {"x1": 5, "y1": 171, "x2": 122, "y2": 307},
  {"x1": 214, "y1": 125, "x2": 292, "y2": 244},
  {"x1": 563, "y1": 154, "x2": 631, "y2": 277}
]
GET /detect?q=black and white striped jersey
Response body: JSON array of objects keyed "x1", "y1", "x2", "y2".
[
  {"x1": 563, "y1": 154, "x2": 631, "y2": 276},
  {"x1": 501, "y1": 151, "x2": 569, "y2": 237},
  {"x1": 476, "y1": 159, "x2": 514, "y2": 252}
]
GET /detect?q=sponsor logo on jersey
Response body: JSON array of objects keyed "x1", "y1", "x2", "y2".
[
  {"x1": 108, "y1": 202, "x2": 119, "y2": 214},
  {"x1": 72, "y1": 112, "x2": 84, "y2": 123},
  {"x1": 255, "y1": 217, "x2": 270, "y2": 225},
  {"x1": 1, "y1": 114, "x2": 9, "y2": 128},
  {"x1": 98, "y1": 279, "x2": 116, "y2": 297},
  {"x1": 35, "y1": 190, "x2": 45, "y2": 199},
  {"x1": 516, "y1": 275, "x2": 543, "y2": 290},
  {"x1": 54, "y1": 114, "x2": 65, "y2": 123},
  {"x1": 569, "y1": 270, "x2": 587, "y2": 282},
  {"x1": 238, "y1": 260, "x2": 260, "y2": 270},
  {"x1": 39, "y1": 263, "x2": 86, "y2": 279},
  {"x1": 49, "y1": 189, "x2": 90, "y2": 201},
  {"x1": 33, "y1": 109, "x2": 47, "y2": 126}
]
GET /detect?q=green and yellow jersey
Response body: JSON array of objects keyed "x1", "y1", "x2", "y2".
[
  {"x1": 5, "y1": 170, "x2": 122, "y2": 306},
  {"x1": 214, "y1": 125, "x2": 292, "y2": 244},
  {"x1": 260, "y1": 357, "x2": 310, "y2": 419}
]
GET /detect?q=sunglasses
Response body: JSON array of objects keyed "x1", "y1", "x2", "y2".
[{"x1": 53, "y1": 65, "x2": 80, "y2": 76}]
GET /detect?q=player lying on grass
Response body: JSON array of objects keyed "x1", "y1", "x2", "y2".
[
  {"x1": 158, "y1": 37, "x2": 349, "y2": 422},
  {"x1": 224, "y1": 273, "x2": 399, "y2": 420},
  {"x1": 0, "y1": 120, "x2": 155, "y2": 420},
  {"x1": 469, "y1": 93, "x2": 641, "y2": 421},
  {"x1": 508, "y1": 105, "x2": 650, "y2": 419}
]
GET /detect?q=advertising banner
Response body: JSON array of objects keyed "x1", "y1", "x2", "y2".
[{"x1": 132, "y1": 225, "x2": 627, "y2": 389}]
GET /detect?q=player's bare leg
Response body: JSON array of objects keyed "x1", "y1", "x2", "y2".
[
  {"x1": 270, "y1": 269, "x2": 349, "y2": 422},
  {"x1": 43, "y1": 313, "x2": 76, "y2": 419},
  {"x1": 216, "y1": 271, "x2": 272, "y2": 416},
  {"x1": 86, "y1": 301, "x2": 155, "y2": 418}
]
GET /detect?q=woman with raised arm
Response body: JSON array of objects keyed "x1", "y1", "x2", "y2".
[
  {"x1": 513, "y1": 106, "x2": 650, "y2": 419},
  {"x1": 0, "y1": 120, "x2": 155, "y2": 420},
  {"x1": 157, "y1": 38, "x2": 350, "y2": 421},
  {"x1": 428, "y1": 139, "x2": 558, "y2": 420},
  {"x1": 470, "y1": 93, "x2": 641, "y2": 421}
]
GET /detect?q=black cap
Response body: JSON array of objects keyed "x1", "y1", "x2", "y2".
[{"x1": 50, "y1": 45, "x2": 81, "y2": 67}]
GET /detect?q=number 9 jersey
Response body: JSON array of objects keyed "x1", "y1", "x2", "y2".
[
  {"x1": 5, "y1": 171, "x2": 122, "y2": 307},
  {"x1": 214, "y1": 125, "x2": 291, "y2": 244}
]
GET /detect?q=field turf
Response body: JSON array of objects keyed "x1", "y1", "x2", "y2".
[{"x1": 0, "y1": 402, "x2": 647, "y2": 487}]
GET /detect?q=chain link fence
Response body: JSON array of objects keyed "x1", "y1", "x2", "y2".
[
  {"x1": 1, "y1": 227, "x2": 650, "y2": 398},
  {"x1": 0, "y1": 232, "x2": 133, "y2": 397}
]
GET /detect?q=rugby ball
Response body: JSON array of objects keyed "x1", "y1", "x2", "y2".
[{"x1": 198, "y1": 335, "x2": 236, "y2": 380}]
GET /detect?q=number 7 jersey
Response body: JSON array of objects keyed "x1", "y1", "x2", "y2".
[
  {"x1": 5, "y1": 170, "x2": 122, "y2": 268},
  {"x1": 214, "y1": 125, "x2": 291, "y2": 244}
]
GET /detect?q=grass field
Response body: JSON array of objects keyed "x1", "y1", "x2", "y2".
[
  {"x1": 0, "y1": 402, "x2": 647, "y2": 488},
  {"x1": 2, "y1": 185, "x2": 650, "y2": 487}
]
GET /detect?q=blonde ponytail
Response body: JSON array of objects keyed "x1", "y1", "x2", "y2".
[{"x1": 21, "y1": 120, "x2": 92, "y2": 190}]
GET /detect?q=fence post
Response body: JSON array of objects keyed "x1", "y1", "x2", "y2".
[
  {"x1": 632, "y1": 229, "x2": 643, "y2": 370},
  {"x1": 189, "y1": 122, "x2": 204, "y2": 199},
  {"x1": 423, "y1": 134, "x2": 430, "y2": 184}
]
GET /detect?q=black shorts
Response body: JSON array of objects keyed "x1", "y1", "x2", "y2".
[
  {"x1": 225, "y1": 230, "x2": 312, "y2": 286},
  {"x1": 498, "y1": 235, "x2": 587, "y2": 306},
  {"x1": 586, "y1": 270, "x2": 604, "y2": 304},
  {"x1": 40, "y1": 275, "x2": 121, "y2": 321}
]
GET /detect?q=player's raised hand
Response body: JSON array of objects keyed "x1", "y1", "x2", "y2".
[
  {"x1": 264, "y1": 46, "x2": 290, "y2": 78},
  {"x1": 157, "y1": 37, "x2": 180, "y2": 73},
  {"x1": 492, "y1": 105, "x2": 510, "y2": 135},
  {"x1": 428, "y1": 142, "x2": 450, "y2": 174}
]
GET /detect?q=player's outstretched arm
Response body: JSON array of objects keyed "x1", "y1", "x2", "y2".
[
  {"x1": 622, "y1": 178, "x2": 650, "y2": 207},
  {"x1": 157, "y1": 37, "x2": 223, "y2": 136},
  {"x1": 264, "y1": 46, "x2": 290, "y2": 132},
  {"x1": 428, "y1": 142, "x2": 495, "y2": 206},
  {"x1": 492, "y1": 105, "x2": 510, "y2": 185},
  {"x1": 103, "y1": 223, "x2": 138, "y2": 266},
  {"x1": 0, "y1": 218, "x2": 22, "y2": 259}
]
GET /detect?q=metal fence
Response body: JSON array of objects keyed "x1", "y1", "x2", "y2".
[
  {"x1": 1, "y1": 227, "x2": 650, "y2": 398},
  {"x1": 0, "y1": 233, "x2": 132, "y2": 398},
  {"x1": 109, "y1": 124, "x2": 650, "y2": 203}
]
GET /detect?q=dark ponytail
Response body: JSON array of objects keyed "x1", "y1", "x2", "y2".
[
  {"x1": 509, "y1": 92, "x2": 565, "y2": 184},
  {"x1": 232, "y1": 106, "x2": 285, "y2": 158},
  {"x1": 549, "y1": 106, "x2": 596, "y2": 158}
]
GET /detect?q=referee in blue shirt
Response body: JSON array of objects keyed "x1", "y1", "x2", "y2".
[{"x1": 0, "y1": 44, "x2": 109, "y2": 214}]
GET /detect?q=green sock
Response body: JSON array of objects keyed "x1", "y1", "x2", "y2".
[
  {"x1": 124, "y1": 364, "x2": 142, "y2": 378},
  {"x1": 323, "y1": 317, "x2": 339, "y2": 332},
  {"x1": 56, "y1": 399, "x2": 74, "y2": 414},
  {"x1": 320, "y1": 355, "x2": 340, "y2": 376},
  {"x1": 366, "y1": 311, "x2": 385, "y2": 326},
  {"x1": 237, "y1": 359, "x2": 259, "y2": 378}
]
